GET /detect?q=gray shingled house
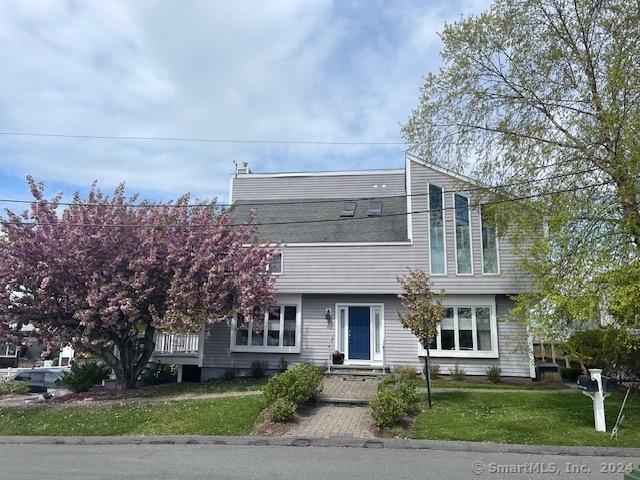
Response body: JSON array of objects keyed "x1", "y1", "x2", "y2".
[{"x1": 151, "y1": 153, "x2": 535, "y2": 381}]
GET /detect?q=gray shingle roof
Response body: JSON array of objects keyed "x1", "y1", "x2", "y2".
[{"x1": 231, "y1": 196, "x2": 409, "y2": 243}]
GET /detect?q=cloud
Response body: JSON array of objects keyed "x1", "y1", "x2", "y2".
[{"x1": 0, "y1": 0, "x2": 490, "y2": 203}]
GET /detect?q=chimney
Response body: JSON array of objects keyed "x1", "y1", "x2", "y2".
[{"x1": 236, "y1": 162, "x2": 251, "y2": 175}]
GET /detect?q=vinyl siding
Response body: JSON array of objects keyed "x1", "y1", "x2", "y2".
[
  {"x1": 201, "y1": 294, "x2": 531, "y2": 378},
  {"x1": 230, "y1": 156, "x2": 528, "y2": 295}
]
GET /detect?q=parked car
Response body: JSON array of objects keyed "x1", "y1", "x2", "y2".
[{"x1": 12, "y1": 368, "x2": 66, "y2": 393}]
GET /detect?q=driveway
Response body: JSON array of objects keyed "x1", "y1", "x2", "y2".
[{"x1": 1, "y1": 443, "x2": 637, "y2": 480}]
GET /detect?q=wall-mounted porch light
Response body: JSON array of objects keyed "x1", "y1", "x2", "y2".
[{"x1": 325, "y1": 308, "x2": 332, "y2": 323}]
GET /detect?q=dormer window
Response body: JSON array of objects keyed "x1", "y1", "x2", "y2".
[
  {"x1": 340, "y1": 200, "x2": 357, "y2": 217},
  {"x1": 367, "y1": 199, "x2": 383, "y2": 217}
]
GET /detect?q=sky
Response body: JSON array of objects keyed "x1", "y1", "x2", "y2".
[{"x1": 0, "y1": 0, "x2": 489, "y2": 205}]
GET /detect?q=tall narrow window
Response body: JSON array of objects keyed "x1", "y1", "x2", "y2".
[
  {"x1": 476, "y1": 307, "x2": 492, "y2": 351},
  {"x1": 440, "y1": 308, "x2": 455, "y2": 350},
  {"x1": 268, "y1": 253, "x2": 283, "y2": 275},
  {"x1": 283, "y1": 306, "x2": 297, "y2": 346},
  {"x1": 235, "y1": 314, "x2": 248, "y2": 346},
  {"x1": 267, "y1": 308, "x2": 281, "y2": 346},
  {"x1": 481, "y1": 207, "x2": 499, "y2": 274},
  {"x1": 428, "y1": 184, "x2": 446, "y2": 274},
  {"x1": 457, "y1": 307, "x2": 473, "y2": 350},
  {"x1": 454, "y1": 194, "x2": 472, "y2": 274},
  {"x1": 373, "y1": 307, "x2": 382, "y2": 356}
]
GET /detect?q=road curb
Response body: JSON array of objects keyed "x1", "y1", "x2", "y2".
[{"x1": 0, "y1": 435, "x2": 639, "y2": 457}]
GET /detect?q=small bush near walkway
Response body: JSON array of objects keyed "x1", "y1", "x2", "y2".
[
  {"x1": 0, "y1": 378, "x2": 29, "y2": 395},
  {"x1": 264, "y1": 364, "x2": 324, "y2": 422},
  {"x1": 370, "y1": 373, "x2": 419, "y2": 428},
  {"x1": 61, "y1": 362, "x2": 111, "y2": 393},
  {"x1": 269, "y1": 397, "x2": 296, "y2": 422}
]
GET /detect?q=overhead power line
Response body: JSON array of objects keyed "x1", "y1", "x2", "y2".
[
  {"x1": 0, "y1": 131, "x2": 408, "y2": 146},
  {"x1": 0, "y1": 166, "x2": 603, "y2": 209},
  {"x1": 0, "y1": 178, "x2": 619, "y2": 229}
]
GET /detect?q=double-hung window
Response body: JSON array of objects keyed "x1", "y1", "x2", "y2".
[
  {"x1": 0, "y1": 344, "x2": 17, "y2": 357},
  {"x1": 428, "y1": 184, "x2": 446, "y2": 275},
  {"x1": 480, "y1": 206, "x2": 500, "y2": 274},
  {"x1": 454, "y1": 193, "x2": 472, "y2": 274},
  {"x1": 420, "y1": 298, "x2": 498, "y2": 358},
  {"x1": 268, "y1": 252, "x2": 283, "y2": 275},
  {"x1": 231, "y1": 296, "x2": 301, "y2": 353}
]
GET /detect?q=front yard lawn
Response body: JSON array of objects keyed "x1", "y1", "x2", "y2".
[
  {"x1": 121, "y1": 377, "x2": 268, "y2": 399},
  {"x1": 428, "y1": 379, "x2": 569, "y2": 390},
  {"x1": 412, "y1": 391, "x2": 640, "y2": 448},
  {"x1": 0, "y1": 395, "x2": 266, "y2": 436}
]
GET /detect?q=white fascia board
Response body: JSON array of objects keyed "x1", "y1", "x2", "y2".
[{"x1": 236, "y1": 169, "x2": 405, "y2": 178}]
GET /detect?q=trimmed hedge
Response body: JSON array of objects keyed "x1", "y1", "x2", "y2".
[
  {"x1": 269, "y1": 397, "x2": 296, "y2": 422},
  {"x1": 370, "y1": 373, "x2": 419, "y2": 428},
  {"x1": 264, "y1": 364, "x2": 324, "y2": 422}
]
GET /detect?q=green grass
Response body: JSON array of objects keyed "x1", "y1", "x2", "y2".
[
  {"x1": 0, "y1": 395, "x2": 266, "y2": 436},
  {"x1": 121, "y1": 377, "x2": 268, "y2": 399},
  {"x1": 412, "y1": 391, "x2": 640, "y2": 448},
  {"x1": 427, "y1": 380, "x2": 569, "y2": 390}
]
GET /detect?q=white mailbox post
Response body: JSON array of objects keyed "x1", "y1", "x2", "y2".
[{"x1": 578, "y1": 369, "x2": 614, "y2": 432}]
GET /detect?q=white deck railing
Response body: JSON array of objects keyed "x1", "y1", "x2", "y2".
[{"x1": 154, "y1": 332, "x2": 200, "y2": 355}]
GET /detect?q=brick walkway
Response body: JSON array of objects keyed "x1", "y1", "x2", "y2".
[
  {"x1": 286, "y1": 405, "x2": 374, "y2": 438},
  {"x1": 318, "y1": 376, "x2": 379, "y2": 401}
]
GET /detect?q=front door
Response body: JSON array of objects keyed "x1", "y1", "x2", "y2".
[{"x1": 348, "y1": 306, "x2": 370, "y2": 360}]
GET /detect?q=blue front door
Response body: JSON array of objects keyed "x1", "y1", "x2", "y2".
[{"x1": 348, "y1": 307, "x2": 371, "y2": 360}]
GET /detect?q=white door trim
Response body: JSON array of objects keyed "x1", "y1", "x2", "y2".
[{"x1": 334, "y1": 303, "x2": 384, "y2": 366}]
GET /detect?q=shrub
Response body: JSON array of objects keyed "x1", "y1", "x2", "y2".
[
  {"x1": 277, "y1": 357, "x2": 289, "y2": 373},
  {"x1": 263, "y1": 364, "x2": 324, "y2": 407},
  {"x1": 560, "y1": 367, "x2": 582, "y2": 382},
  {"x1": 142, "y1": 363, "x2": 175, "y2": 386},
  {"x1": 370, "y1": 390, "x2": 408, "y2": 428},
  {"x1": 60, "y1": 362, "x2": 111, "y2": 393},
  {"x1": 393, "y1": 365, "x2": 418, "y2": 379},
  {"x1": 269, "y1": 397, "x2": 296, "y2": 422},
  {"x1": 450, "y1": 364, "x2": 466, "y2": 381},
  {"x1": 563, "y1": 326, "x2": 640, "y2": 381},
  {"x1": 9, "y1": 381, "x2": 30, "y2": 395},
  {"x1": 250, "y1": 360, "x2": 268, "y2": 378},
  {"x1": 222, "y1": 369, "x2": 236, "y2": 381},
  {"x1": 0, "y1": 378, "x2": 29, "y2": 395},
  {"x1": 428, "y1": 363, "x2": 440, "y2": 379},
  {"x1": 539, "y1": 371, "x2": 563, "y2": 384},
  {"x1": 486, "y1": 366, "x2": 502, "y2": 384},
  {"x1": 379, "y1": 373, "x2": 419, "y2": 406}
]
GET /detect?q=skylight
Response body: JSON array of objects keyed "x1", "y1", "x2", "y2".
[
  {"x1": 367, "y1": 199, "x2": 383, "y2": 216},
  {"x1": 340, "y1": 200, "x2": 357, "y2": 217}
]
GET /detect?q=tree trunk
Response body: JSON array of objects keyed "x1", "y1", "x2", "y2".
[
  {"x1": 612, "y1": 168, "x2": 640, "y2": 249},
  {"x1": 100, "y1": 325, "x2": 156, "y2": 390},
  {"x1": 424, "y1": 345, "x2": 433, "y2": 409}
]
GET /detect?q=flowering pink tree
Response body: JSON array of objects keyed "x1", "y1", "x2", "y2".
[{"x1": 0, "y1": 178, "x2": 276, "y2": 389}]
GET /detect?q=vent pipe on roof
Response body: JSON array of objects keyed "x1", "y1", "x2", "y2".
[{"x1": 237, "y1": 162, "x2": 251, "y2": 174}]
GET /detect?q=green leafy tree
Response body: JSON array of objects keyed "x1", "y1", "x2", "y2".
[
  {"x1": 397, "y1": 269, "x2": 446, "y2": 408},
  {"x1": 403, "y1": 0, "x2": 640, "y2": 333}
]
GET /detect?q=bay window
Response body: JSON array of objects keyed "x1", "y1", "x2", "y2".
[
  {"x1": 428, "y1": 184, "x2": 446, "y2": 275},
  {"x1": 231, "y1": 296, "x2": 301, "y2": 353},
  {"x1": 454, "y1": 193, "x2": 472, "y2": 274}
]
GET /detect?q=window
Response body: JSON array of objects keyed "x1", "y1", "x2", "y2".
[
  {"x1": 454, "y1": 193, "x2": 472, "y2": 274},
  {"x1": 0, "y1": 344, "x2": 17, "y2": 357},
  {"x1": 419, "y1": 298, "x2": 498, "y2": 358},
  {"x1": 457, "y1": 307, "x2": 473, "y2": 350},
  {"x1": 340, "y1": 200, "x2": 357, "y2": 217},
  {"x1": 367, "y1": 199, "x2": 383, "y2": 216},
  {"x1": 230, "y1": 297, "x2": 301, "y2": 352},
  {"x1": 476, "y1": 307, "x2": 492, "y2": 351},
  {"x1": 428, "y1": 184, "x2": 446, "y2": 274},
  {"x1": 268, "y1": 252, "x2": 283, "y2": 275},
  {"x1": 440, "y1": 308, "x2": 455, "y2": 350},
  {"x1": 481, "y1": 207, "x2": 500, "y2": 274}
]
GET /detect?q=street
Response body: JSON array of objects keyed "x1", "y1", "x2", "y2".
[{"x1": 1, "y1": 443, "x2": 638, "y2": 480}]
